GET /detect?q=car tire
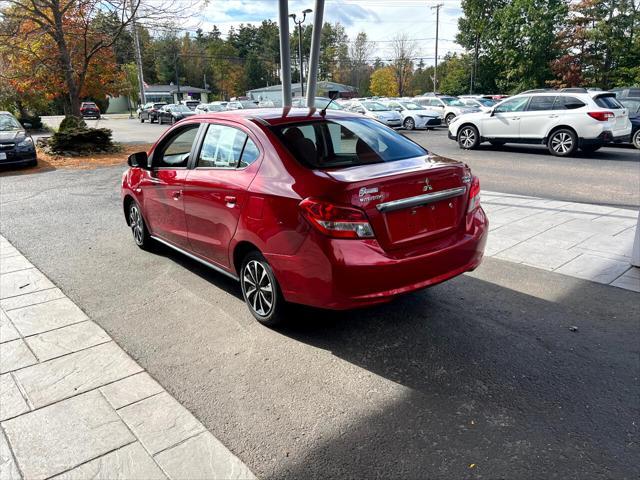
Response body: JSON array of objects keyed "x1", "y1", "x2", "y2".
[
  {"x1": 457, "y1": 125, "x2": 480, "y2": 150},
  {"x1": 96, "y1": 115, "x2": 101, "y2": 120},
  {"x1": 128, "y1": 201, "x2": 153, "y2": 251},
  {"x1": 240, "y1": 251, "x2": 287, "y2": 327},
  {"x1": 171, "y1": 117, "x2": 176, "y2": 125},
  {"x1": 580, "y1": 145, "x2": 601, "y2": 153},
  {"x1": 445, "y1": 113, "x2": 456, "y2": 126},
  {"x1": 403, "y1": 117, "x2": 415, "y2": 130},
  {"x1": 140, "y1": 117, "x2": 144, "y2": 123},
  {"x1": 158, "y1": 116, "x2": 163, "y2": 125},
  {"x1": 633, "y1": 130, "x2": 640, "y2": 150},
  {"x1": 548, "y1": 128, "x2": 577, "y2": 157}
]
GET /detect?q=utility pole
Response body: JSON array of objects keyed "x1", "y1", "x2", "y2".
[
  {"x1": 174, "y1": 52, "x2": 181, "y2": 103},
  {"x1": 129, "y1": 0, "x2": 146, "y2": 107},
  {"x1": 289, "y1": 9, "x2": 312, "y2": 98},
  {"x1": 431, "y1": 2, "x2": 443, "y2": 94}
]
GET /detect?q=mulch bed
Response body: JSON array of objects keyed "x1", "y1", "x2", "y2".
[{"x1": 0, "y1": 144, "x2": 152, "y2": 176}]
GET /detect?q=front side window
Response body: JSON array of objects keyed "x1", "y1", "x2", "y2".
[
  {"x1": 440, "y1": 97, "x2": 465, "y2": 106},
  {"x1": 527, "y1": 96, "x2": 556, "y2": 111},
  {"x1": 495, "y1": 96, "x2": 529, "y2": 113},
  {"x1": 362, "y1": 101, "x2": 390, "y2": 111},
  {"x1": 275, "y1": 118, "x2": 426, "y2": 169},
  {"x1": 155, "y1": 126, "x2": 199, "y2": 168}
]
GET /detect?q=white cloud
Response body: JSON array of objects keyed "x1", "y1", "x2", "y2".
[{"x1": 176, "y1": 0, "x2": 465, "y2": 66}]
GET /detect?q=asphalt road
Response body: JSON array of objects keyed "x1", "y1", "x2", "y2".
[
  {"x1": 39, "y1": 116, "x2": 640, "y2": 207},
  {"x1": 1, "y1": 165, "x2": 638, "y2": 479}
]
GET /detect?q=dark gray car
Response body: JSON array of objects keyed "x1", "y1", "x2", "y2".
[{"x1": 0, "y1": 112, "x2": 37, "y2": 168}]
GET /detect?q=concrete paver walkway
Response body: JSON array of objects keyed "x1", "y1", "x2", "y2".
[
  {"x1": 0, "y1": 235, "x2": 255, "y2": 480},
  {"x1": 482, "y1": 191, "x2": 639, "y2": 292}
]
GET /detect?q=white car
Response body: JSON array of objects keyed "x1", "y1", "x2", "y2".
[
  {"x1": 194, "y1": 103, "x2": 227, "y2": 114},
  {"x1": 347, "y1": 100, "x2": 403, "y2": 128},
  {"x1": 448, "y1": 90, "x2": 632, "y2": 156},
  {"x1": 458, "y1": 96, "x2": 496, "y2": 112},
  {"x1": 412, "y1": 95, "x2": 479, "y2": 125},
  {"x1": 382, "y1": 100, "x2": 442, "y2": 130}
]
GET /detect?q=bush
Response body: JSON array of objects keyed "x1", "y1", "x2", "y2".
[
  {"x1": 58, "y1": 115, "x2": 87, "y2": 132},
  {"x1": 49, "y1": 127, "x2": 116, "y2": 155}
]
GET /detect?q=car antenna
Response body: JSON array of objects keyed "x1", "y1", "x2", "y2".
[{"x1": 320, "y1": 94, "x2": 338, "y2": 116}]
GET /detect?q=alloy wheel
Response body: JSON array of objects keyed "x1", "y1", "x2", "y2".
[
  {"x1": 633, "y1": 130, "x2": 640, "y2": 149},
  {"x1": 460, "y1": 128, "x2": 476, "y2": 148},
  {"x1": 242, "y1": 260, "x2": 274, "y2": 317},
  {"x1": 551, "y1": 132, "x2": 573, "y2": 154},
  {"x1": 404, "y1": 118, "x2": 415, "y2": 130},
  {"x1": 129, "y1": 204, "x2": 144, "y2": 245}
]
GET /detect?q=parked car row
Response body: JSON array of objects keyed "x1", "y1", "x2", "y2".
[{"x1": 447, "y1": 88, "x2": 636, "y2": 156}]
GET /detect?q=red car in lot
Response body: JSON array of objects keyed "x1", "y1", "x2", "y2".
[{"x1": 121, "y1": 109, "x2": 487, "y2": 325}]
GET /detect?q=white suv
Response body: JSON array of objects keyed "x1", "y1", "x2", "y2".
[{"x1": 448, "y1": 90, "x2": 632, "y2": 156}]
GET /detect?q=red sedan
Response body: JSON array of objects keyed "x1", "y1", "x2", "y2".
[{"x1": 121, "y1": 109, "x2": 488, "y2": 325}]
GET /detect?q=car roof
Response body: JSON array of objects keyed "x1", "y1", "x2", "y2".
[{"x1": 193, "y1": 107, "x2": 363, "y2": 126}]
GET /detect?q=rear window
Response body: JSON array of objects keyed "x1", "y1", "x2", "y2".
[
  {"x1": 594, "y1": 95, "x2": 624, "y2": 109},
  {"x1": 273, "y1": 118, "x2": 427, "y2": 169}
]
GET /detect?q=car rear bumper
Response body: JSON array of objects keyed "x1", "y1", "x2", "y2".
[
  {"x1": 269, "y1": 207, "x2": 488, "y2": 310},
  {"x1": 581, "y1": 131, "x2": 631, "y2": 147}
]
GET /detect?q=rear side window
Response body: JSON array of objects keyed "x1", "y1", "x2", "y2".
[
  {"x1": 197, "y1": 124, "x2": 260, "y2": 169},
  {"x1": 198, "y1": 124, "x2": 247, "y2": 168},
  {"x1": 495, "y1": 96, "x2": 529, "y2": 113},
  {"x1": 527, "y1": 96, "x2": 556, "y2": 111},
  {"x1": 594, "y1": 95, "x2": 624, "y2": 109},
  {"x1": 553, "y1": 96, "x2": 585, "y2": 110},
  {"x1": 274, "y1": 118, "x2": 426, "y2": 169}
]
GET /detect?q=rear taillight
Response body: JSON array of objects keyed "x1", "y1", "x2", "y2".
[
  {"x1": 587, "y1": 111, "x2": 614, "y2": 121},
  {"x1": 299, "y1": 198, "x2": 374, "y2": 239},
  {"x1": 468, "y1": 176, "x2": 481, "y2": 213}
]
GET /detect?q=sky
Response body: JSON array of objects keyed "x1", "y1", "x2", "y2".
[{"x1": 177, "y1": 0, "x2": 466, "y2": 67}]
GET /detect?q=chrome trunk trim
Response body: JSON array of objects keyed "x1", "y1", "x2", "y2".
[{"x1": 376, "y1": 186, "x2": 467, "y2": 213}]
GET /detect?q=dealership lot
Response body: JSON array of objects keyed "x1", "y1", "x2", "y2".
[{"x1": 1, "y1": 118, "x2": 638, "y2": 478}]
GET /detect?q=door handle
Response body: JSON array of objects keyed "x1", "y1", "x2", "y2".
[
  {"x1": 172, "y1": 190, "x2": 182, "y2": 200},
  {"x1": 224, "y1": 195, "x2": 237, "y2": 208},
  {"x1": 548, "y1": 114, "x2": 559, "y2": 118},
  {"x1": 511, "y1": 117, "x2": 520, "y2": 120}
]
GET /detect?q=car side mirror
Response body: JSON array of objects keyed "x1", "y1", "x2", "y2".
[
  {"x1": 489, "y1": 107, "x2": 496, "y2": 116},
  {"x1": 127, "y1": 151, "x2": 149, "y2": 169}
]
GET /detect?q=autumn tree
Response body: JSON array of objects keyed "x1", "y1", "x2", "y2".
[
  {"x1": 0, "y1": 0, "x2": 195, "y2": 115},
  {"x1": 370, "y1": 67, "x2": 399, "y2": 97}
]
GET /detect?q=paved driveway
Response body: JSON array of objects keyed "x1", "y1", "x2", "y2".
[{"x1": 1, "y1": 166, "x2": 638, "y2": 479}]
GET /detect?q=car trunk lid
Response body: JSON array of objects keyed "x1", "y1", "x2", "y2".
[{"x1": 323, "y1": 155, "x2": 470, "y2": 250}]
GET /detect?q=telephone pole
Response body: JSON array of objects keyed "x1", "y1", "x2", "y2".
[
  {"x1": 129, "y1": 0, "x2": 146, "y2": 106},
  {"x1": 431, "y1": 2, "x2": 443, "y2": 94}
]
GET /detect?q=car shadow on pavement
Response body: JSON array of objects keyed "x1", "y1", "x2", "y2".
[
  {"x1": 153, "y1": 241, "x2": 244, "y2": 301},
  {"x1": 268, "y1": 260, "x2": 639, "y2": 479}
]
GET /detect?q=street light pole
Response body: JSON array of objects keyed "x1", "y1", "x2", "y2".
[
  {"x1": 289, "y1": 9, "x2": 312, "y2": 99},
  {"x1": 431, "y1": 2, "x2": 443, "y2": 94}
]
